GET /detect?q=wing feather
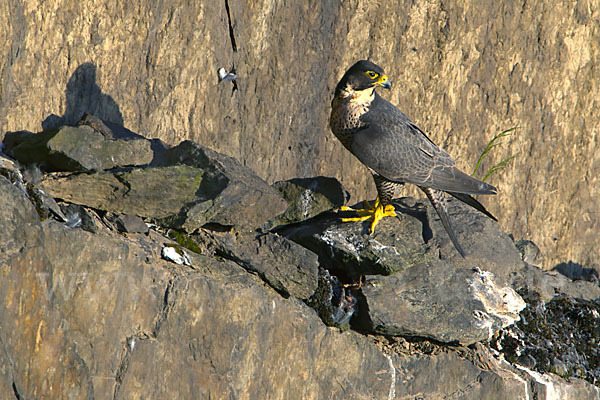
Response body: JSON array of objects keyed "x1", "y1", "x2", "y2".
[{"x1": 351, "y1": 94, "x2": 496, "y2": 195}]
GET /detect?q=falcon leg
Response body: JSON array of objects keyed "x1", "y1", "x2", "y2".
[
  {"x1": 340, "y1": 197, "x2": 397, "y2": 233},
  {"x1": 339, "y1": 174, "x2": 398, "y2": 234}
]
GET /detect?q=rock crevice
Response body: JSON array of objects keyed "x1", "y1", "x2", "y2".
[{"x1": 0, "y1": 121, "x2": 598, "y2": 399}]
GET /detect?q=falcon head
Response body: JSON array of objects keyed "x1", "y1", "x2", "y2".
[{"x1": 335, "y1": 60, "x2": 392, "y2": 96}]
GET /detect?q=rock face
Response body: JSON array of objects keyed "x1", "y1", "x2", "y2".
[
  {"x1": 1, "y1": 0, "x2": 598, "y2": 270},
  {"x1": 38, "y1": 139, "x2": 287, "y2": 232},
  {"x1": 279, "y1": 199, "x2": 526, "y2": 345},
  {"x1": 192, "y1": 229, "x2": 320, "y2": 299},
  {"x1": 268, "y1": 176, "x2": 349, "y2": 229},
  {"x1": 492, "y1": 290, "x2": 600, "y2": 385},
  {"x1": 3, "y1": 125, "x2": 153, "y2": 172},
  {"x1": 1, "y1": 124, "x2": 599, "y2": 398},
  {"x1": 360, "y1": 265, "x2": 525, "y2": 344}
]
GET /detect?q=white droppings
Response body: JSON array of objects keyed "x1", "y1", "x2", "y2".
[
  {"x1": 161, "y1": 246, "x2": 192, "y2": 266},
  {"x1": 469, "y1": 268, "x2": 526, "y2": 339},
  {"x1": 472, "y1": 309, "x2": 494, "y2": 339},
  {"x1": 320, "y1": 229, "x2": 361, "y2": 261},
  {"x1": 127, "y1": 337, "x2": 136, "y2": 351},
  {"x1": 384, "y1": 354, "x2": 396, "y2": 400},
  {"x1": 515, "y1": 365, "x2": 557, "y2": 400},
  {"x1": 370, "y1": 239, "x2": 401, "y2": 258}
]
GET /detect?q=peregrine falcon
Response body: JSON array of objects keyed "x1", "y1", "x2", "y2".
[{"x1": 330, "y1": 60, "x2": 497, "y2": 257}]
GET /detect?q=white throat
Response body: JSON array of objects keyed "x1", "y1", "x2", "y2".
[{"x1": 341, "y1": 84, "x2": 375, "y2": 104}]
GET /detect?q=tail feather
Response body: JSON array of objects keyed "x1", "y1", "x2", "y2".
[
  {"x1": 447, "y1": 192, "x2": 497, "y2": 221},
  {"x1": 421, "y1": 187, "x2": 465, "y2": 258},
  {"x1": 428, "y1": 166, "x2": 497, "y2": 195}
]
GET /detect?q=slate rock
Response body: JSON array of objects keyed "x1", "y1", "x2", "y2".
[
  {"x1": 0, "y1": 178, "x2": 394, "y2": 399},
  {"x1": 2, "y1": 164, "x2": 599, "y2": 399},
  {"x1": 0, "y1": 175, "x2": 43, "y2": 260},
  {"x1": 41, "y1": 139, "x2": 287, "y2": 231},
  {"x1": 514, "y1": 262, "x2": 600, "y2": 302},
  {"x1": 153, "y1": 140, "x2": 287, "y2": 230},
  {"x1": 426, "y1": 196, "x2": 525, "y2": 286},
  {"x1": 279, "y1": 198, "x2": 437, "y2": 280},
  {"x1": 388, "y1": 342, "x2": 600, "y2": 399},
  {"x1": 280, "y1": 196, "x2": 528, "y2": 343},
  {"x1": 115, "y1": 261, "x2": 394, "y2": 400},
  {"x1": 192, "y1": 229, "x2": 319, "y2": 299},
  {"x1": 41, "y1": 165, "x2": 207, "y2": 218},
  {"x1": 515, "y1": 239, "x2": 545, "y2": 267},
  {"x1": 359, "y1": 264, "x2": 525, "y2": 345},
  {"x1": 59, "y1": 203, "x2": 99, "y2": 232},
  {"x1": 115, "y1": 214, "x2": 149, "y2": 233},
  {"x1": 3, "y1": 124, "x2": 153, "y2": 172},
  {"x1": 267, "y1": 176, "x2": 349, "y2": 228}
]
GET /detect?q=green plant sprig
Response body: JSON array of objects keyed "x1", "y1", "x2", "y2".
[{"x1": 472, "y1": 127, "x2": 517, "y2": 182}]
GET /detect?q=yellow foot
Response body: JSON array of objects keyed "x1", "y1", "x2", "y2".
[{"x1": 340, "y1": 197, "x2": 396, "y2": 233}]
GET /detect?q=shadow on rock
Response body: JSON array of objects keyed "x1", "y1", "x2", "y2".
[
  {"x1": 42, "y1": 62, "x2": 123, "y2": 130},
  {"x1": 553, "y1": 261, "x2": 599, "y2": 284}
]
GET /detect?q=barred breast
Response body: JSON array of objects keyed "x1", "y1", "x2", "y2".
[{"x1": 329, "y1": 96, "x2": 370, "y2": 152}]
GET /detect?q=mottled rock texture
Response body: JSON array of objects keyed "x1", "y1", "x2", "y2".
[
  {"x1": 1, "y1": 0, "x2": 598, "y2": 270},
  {"x1": 1, "y1": 133, "x2": 599, "y2": 398},
  {"x1": 3, "y1": 125, "x2": 153, "y2": 171},
  {"x1": 39, "y1": 140, "x2": 287, "y2": 232},
  {"x1": 279, "y1": 198, "x2": 527, "y2": 345}
]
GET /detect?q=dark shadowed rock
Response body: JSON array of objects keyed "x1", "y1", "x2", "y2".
[
  {"x1": 553, "y1": 260, "x2": 599, "y2": 283},
  {"x1": 3, "y1": 125, "x2": 153, "y2": 172},
  {"x1": 279, "y1": 199, "x2": 437, "y2": 280},
  {"x1": 267, "y1": 176, "x2": 349, "y2": 229},
  {"x1": 191, "y1": 229, "x2": 319, "y2": 299},
  {"x1": 492, "y1": 289, "x2": 600, "y2": 386},
  {"x1": 307, "y1": 268, "x2": 358, "y2": 329}
]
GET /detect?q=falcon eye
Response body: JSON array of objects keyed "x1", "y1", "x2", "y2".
[{"x1": 366, "y1": 71, "x2": 379, "y2": 79}]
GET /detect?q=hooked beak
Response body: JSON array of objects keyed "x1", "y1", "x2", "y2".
[{"x1": 378, "y1": 75, "x2": 391, "y2": 90}]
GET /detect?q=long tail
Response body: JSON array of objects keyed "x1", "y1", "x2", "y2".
[
  {"x1": 447, "y1": 192, "x2": 497, "y2": 221},
  {"x1": 420, "y1": 187, "x2": 465, "y2": 258}
]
